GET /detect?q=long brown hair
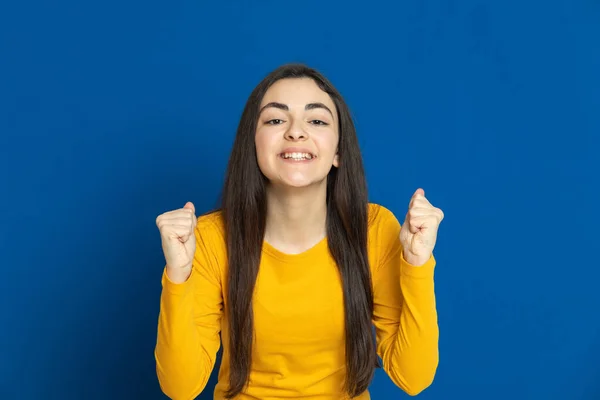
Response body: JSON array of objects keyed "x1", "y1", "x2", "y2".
[{"x1": 220, "y1": 63, "x2": 378, "y2": 398}]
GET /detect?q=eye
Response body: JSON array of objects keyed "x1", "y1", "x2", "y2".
[
  {"x1": 310, "y1": 120, "x2": 328, "y2": 126},
  {"x1": 266, "y1": 119, "x2": 285, "y2": 125}
]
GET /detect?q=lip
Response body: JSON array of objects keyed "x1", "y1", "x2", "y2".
[
  {"x1": 279, "y1": 147, "x2": 317, "y2": 157},
  {"x1": 278, "y1": 147, "x2": 317, "y2": 163}
]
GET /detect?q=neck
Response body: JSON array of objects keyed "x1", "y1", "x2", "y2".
[{"x1": 264, "y1": 182, "x2": 328, "y2": 255}]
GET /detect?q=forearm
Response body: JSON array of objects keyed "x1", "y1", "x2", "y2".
[
  {"x1": 382, "y1": 254, "x2": 439, "y2": 396},
  {"x1": 155, "y1": 270, "x2": 215, "y2": 400}
]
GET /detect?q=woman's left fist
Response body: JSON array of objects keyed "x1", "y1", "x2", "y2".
[{"x1": 399, "y1": 188, "x2": 444, "y2": 266}]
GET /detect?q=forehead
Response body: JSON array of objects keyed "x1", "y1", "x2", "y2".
[{"x1": 260, "y1": 78, "x2": 336, "y2": 111}]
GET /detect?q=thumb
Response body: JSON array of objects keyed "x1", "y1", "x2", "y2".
[
  {"x1": 414, "y1": 188, "x2": 425, "y2": 197},
  {"x1": 183, "y1": 201, "x2": 195, "y2": 214}
]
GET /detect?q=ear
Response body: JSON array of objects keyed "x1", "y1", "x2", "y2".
[{"x1": 332, "y1": 152, "x2": 340, "y2": 167}]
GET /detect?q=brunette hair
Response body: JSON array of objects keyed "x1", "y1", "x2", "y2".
[{"x1": 220, "y1": 63, "x2": 378, "y2": 398}]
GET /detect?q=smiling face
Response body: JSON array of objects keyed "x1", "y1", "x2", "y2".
[{"x1": 255, "y1": 78, "x2": 340, "y2": 189}]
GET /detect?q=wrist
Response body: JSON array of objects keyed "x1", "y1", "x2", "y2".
[
  {"x1": 165, "y1": 265, "x2": 192, "y2": 284},
  {"x1": 403, "y1": 252, "x2": 429, "y2": 267}
]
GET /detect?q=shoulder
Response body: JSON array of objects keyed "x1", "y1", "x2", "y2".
[
  {"x1": 196, "y1": 208, "x2": 226, "y2": 239},
  {"x1": 367, "y1": 202, "x2": 403, "y2": 272},
  {"x1": 193, "y1": 209, "x2": 227, "y2": 274},
  {"x1": 368, "y1": 202, "x2": 402, "y2": 234}
]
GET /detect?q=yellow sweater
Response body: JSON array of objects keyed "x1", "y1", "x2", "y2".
[{"x1": 155, "y1": 203, "x2": 439, "y2": 399}]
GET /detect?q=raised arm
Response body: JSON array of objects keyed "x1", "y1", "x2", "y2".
[
  {"x1": 154, "y1": 205, "x2": 223, "y2": 399},
  {"x1": 370, "y1": 199, "x2": 441, "y2": 396}
]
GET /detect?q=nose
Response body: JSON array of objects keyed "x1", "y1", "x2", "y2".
[{"x1": 285, "y1": 119, "x2": 307, "y2": 141}]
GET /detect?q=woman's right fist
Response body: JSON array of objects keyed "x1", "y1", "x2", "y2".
[{"x1": 156, "y1": 201, "x2": 197, "y2": 282}]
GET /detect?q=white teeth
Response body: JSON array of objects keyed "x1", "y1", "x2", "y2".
[{"x1": 281, "y1": 152, "x2": 314, "y2": 160}]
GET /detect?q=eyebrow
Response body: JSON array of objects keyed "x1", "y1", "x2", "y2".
[{"x1": 259, "y1": 102, "x2": 334, "y2": 118}]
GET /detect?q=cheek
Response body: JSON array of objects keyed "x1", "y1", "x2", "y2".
[
  {"x1": 315, "y1": 132, "x2": 339, "y2": 157},
  {"x1": 255, "y1": 129, "x2": 267, "y2": 152},
  {"x1": 329, "y1": 135, "x2": 340, "y2": 167},
  {"x1": 254, "y1": 130, "x2": 275, "y2": 165}
]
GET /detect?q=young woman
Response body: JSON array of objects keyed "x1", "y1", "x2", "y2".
[{"x1": 154, "y1": 63, "x2": 444, "y2": 400}]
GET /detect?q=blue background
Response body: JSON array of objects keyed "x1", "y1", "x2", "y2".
[{"x1": 1, "y1": 0, "x2": 598, "y2": 399}]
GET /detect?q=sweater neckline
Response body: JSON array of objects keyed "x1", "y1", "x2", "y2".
[{"x1": 262, "y1": 236, "x2": 328, "y2": 264}]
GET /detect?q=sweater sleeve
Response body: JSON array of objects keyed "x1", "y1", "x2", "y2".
[
  {"x1": 371, "y1": 209, "x2": 439, "y2": 396},
  {"x1": 154, "y1": 218, "x2": 223, "y2": 400}
]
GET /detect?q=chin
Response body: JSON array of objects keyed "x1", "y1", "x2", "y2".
[
  {"x1": 273, "y1": 176, "x2": 326, "y2": 190},
  {"x1": 278, "y1": 180, "x2": 313, "y2": 189}
]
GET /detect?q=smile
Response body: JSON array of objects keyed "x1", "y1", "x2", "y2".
[{"x1": 279, "y1": 152, "x2": 315, "y2": 161}]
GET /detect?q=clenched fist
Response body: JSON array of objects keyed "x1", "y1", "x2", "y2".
[
  {"x1": 400, "y1": 189, "x2": 444, "y2": 266},
  {"x1": 156, "y1": 201, "x2": 197, "y2": 283}
]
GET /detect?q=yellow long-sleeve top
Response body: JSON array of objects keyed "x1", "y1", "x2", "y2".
[{"x1": 155, "y1": 203, "x2": 439, "y2": 400}]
